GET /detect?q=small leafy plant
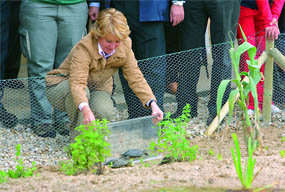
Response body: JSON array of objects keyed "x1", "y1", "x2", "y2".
[
  {"x1": 61, "y1": 119, "x2": 111, "y2": 175},
  {"x1": 0, "y1": 171, "x2": 7, "y2": 184},
  {"x1": 231, "y1": 133, "x2": 257, "y2": 189},
  {"x1": 217, "y1": 153, "x2": 223, "y2": 160},
  {"x1": 149, "y1": 104, "x2": 199, "y2": 162},
  {"x1": 0, "y1": 144, "x2": 37, "y2": 183}
]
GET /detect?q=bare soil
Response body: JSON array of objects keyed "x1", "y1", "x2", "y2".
[{"x1": 0, "y1": 125, "x2": 284, "y2": 192}]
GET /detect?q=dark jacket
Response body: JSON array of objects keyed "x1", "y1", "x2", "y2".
[{"x1": 91, "y1": 0, "x2": 170, "y2": 22}]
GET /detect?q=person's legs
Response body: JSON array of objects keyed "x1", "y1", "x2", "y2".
[
  {"x1": 19, "y1": 0, "x2": 58, "y2": 136},
  {"x1": 53, "y1": 2, "x2": 88, "y2": 129},
  {"x1": 54, "y1": 2, "x2": 88, "y2": 69},
  {"x1": 174, "y1": 1, "x2": 208, "y2": 118},
  {"x1": 47, "y1": 80, "x2": 89, "y2": 141},
  {"x1": 237, "y1": 6, "x2": 258, "y2": 111},
  {"x1": 89, "y1": 90, "x2": 116, "y2": 120},
  {"x1": 206, "y1": 0, "x2": 240, "y2": 123},
  {"x1": 4, "y1": 1, "x2": 21, "y2": 80},
  {"x1": 46, "y1": 80, "x2": 71, "y2": 135},
  {"x1": 0, "y1": 1, "x2": 18, "y2": 129},
  {"x1": 237, "y1": 6, "x2": 258, "y2": 72},
  {"x1": 237, "y1": 7, "x2": 266, "y2": 111},
  {"x1": 250, "y1": 18, "x2": 265, "y2": 110},
  {"x1": 114, "y1": 2, "x2": 165, "y2": 118},
  {"x1": 164, "y1": 22, "x2": 181, "y2": 94}
]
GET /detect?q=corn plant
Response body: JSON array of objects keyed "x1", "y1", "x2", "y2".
[
  {"x1": 231, "y1": 133, "x2": 257, "y2": 189},
  {"x1": 149, "y1": 104, "x2": 199, "y2": 162},
  {"x1": 61, "y1": 119, "x2": 111, "y2": 175},
  {"x1": 217, "y1": 26, "x2": 263, "y2": 147}
]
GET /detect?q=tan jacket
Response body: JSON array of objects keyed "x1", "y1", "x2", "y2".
[{"x1": 46, "y1": 32, "x2": 156, "y2": 108}]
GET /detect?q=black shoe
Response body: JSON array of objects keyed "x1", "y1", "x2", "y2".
[
  {"x1": 54, "y1": 122, "x2": 70, "y2": 136},
  {"x1": 206, "y1": 113, "x2": 225, "y2": 126},
  {"x1": 32, "y1": 124, "x2": 56, "y2": 138},
  {"x1": 37, "y1": 130, "x2": 56, "y2": 138},
  {"x1": 0, "y1": 106, "x2": 18, "y2": 129},
  {"x1": 206, "y1": 113, "x2": 216, "y2": 126},
  {"x1": 170, "y1": 111, "x2": 182, "y2": 119}
]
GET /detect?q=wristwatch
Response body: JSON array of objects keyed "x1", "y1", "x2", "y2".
[{"x1": 172, "y1": 1, "x2": 185, "y2": 6}]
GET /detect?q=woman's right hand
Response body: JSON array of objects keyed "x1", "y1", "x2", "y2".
[{"x1": 81, "y1": 106, "x2": 96, "y2": 125}]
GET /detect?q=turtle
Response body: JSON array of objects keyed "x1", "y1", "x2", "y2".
[
  {"x1": 106, "y1": 157, "x2": 130, "y2": 168},
  {"x1": 121, "y1": 149, "x2": 148, "y2": 158}
]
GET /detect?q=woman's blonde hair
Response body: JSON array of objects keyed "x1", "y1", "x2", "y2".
[{"x1": 92, "y1": 8, "x2": 130, "y2": 40}]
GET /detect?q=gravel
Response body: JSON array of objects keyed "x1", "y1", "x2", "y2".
[{"x1": 0, "y1": 95, "x2": 284, "y2": 171}]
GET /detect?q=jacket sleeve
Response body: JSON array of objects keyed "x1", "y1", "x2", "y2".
[
  {"x1": 256, "y1": 0, "x2": 273, "y2": 27},
  {"x1": 68, "y1": 44, "x2": 92, "y2": 109},
  {"x1": 121, "y1": 38, "x2": 156, "y2": 107},
  {"x1": 271, "y1": 0, "x2": 285, "y2": 20}
]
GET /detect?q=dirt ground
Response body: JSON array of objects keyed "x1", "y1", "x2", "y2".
[{"x1": 0, "y1": 124, "x2": 284, "y2": 192}]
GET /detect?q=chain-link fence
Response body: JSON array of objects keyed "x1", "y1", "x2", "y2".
[{"x1": 0, "y1": 33, "x2": 284, "y2": 169}]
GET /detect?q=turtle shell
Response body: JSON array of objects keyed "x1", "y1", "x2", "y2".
[{"x1": 122, "y1": 149, "x2": 144, "y2": 158}]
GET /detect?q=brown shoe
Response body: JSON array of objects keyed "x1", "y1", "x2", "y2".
[{"x1": 167, "y1": 82, "x2": 178, "y2": 94}]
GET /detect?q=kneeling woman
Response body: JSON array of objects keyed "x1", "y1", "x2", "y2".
[{"x1": 46, "y1": 8, "x2": 163, "y2": 140}]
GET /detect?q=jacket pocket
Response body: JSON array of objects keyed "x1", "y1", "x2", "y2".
[{"x1": 18, "y1": 28, "x2": 31, "y2": 59}]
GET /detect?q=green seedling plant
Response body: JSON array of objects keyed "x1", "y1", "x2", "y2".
[
  {"x1": 231, "y1": 133, "x2": 257, "y2": 190},
  {"x1": 231, "y1": 133, "x2": 276, "y2": 191},
  {"x1": 0, "y1": 171, "x2": 7, "y2": 184},
  {"x1": 208, "y1": 149, "x2": 214, "y2": 156},
  {"x1": 217, "y1": 26, "x2": 263, "y2": 147},
  {"x1": 280, "y1": 150, "x2": 285, "y2": 158},
  {"x1": 282, "y1": 136, "x2": 285, "y2": 142},
  {"x1": 149, "y1": 104, "x2": 199, "y2": 162},
  {"x1": 61, "y1": 119, "x2": 111, "y2": 175},
  {"x1": 0, "y1": 144, "x2": 37, "y2": 183},
  {"x1": 217, "y1": 153, "x2": 223, "y2": 160}
]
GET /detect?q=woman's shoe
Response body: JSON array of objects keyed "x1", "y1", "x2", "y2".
[
  {"x1": 271, "y1": 104, "x2": 281, "y2": 113},
  {"x1": 166, "y1": 82, "x2": 178, "y2": 94},
  {"x1": 247, "y1": 109, "x2": 254, "y2": 116}
]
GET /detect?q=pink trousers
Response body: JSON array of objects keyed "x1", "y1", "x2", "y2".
[{"x1": 237, "y1": 6, "x2": 267, "y2": 110}]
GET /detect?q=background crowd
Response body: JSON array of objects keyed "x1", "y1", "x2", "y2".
[{"x1": 0, "y1": 0, "x2": 285, "y2": 138}]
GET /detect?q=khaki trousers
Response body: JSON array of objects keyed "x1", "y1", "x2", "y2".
[{"x1": 47, "y1": 80, "x2": 115, "y2": 142}]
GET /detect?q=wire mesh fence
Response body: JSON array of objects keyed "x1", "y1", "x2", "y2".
[{"x1": 0, "y1": 33, "x2": 284, "y2": 169}]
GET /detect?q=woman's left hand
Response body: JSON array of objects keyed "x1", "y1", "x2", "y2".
[
  {"x1": 150, "y1": 101, "x2": 164, "y2": 125},
  {"x1": 265, "y1": 23, "x2": 280, "y2": 41}
]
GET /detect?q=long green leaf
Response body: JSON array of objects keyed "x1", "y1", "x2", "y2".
[
  {"x1": 236, "y1": 42, "x2": 255, "y2": 58},
  {"x1": 217, "y1": 80, "x2": 231, "y2": 116},
  {"x1": 232, "y1": 134, "x2": 244, "y2": 186},
  {"x1": 230, "y1": 48, "x2": 241, "y2": 81},
  {"x1": 248, "y1": 76, "x2": 259, "y2": 116},
  {"x1": 239, "y1": 25, "x2": 248, "y2": 42},
  {"x1": 228, "y1": 89, "x2": 239, "y2": 124}
]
